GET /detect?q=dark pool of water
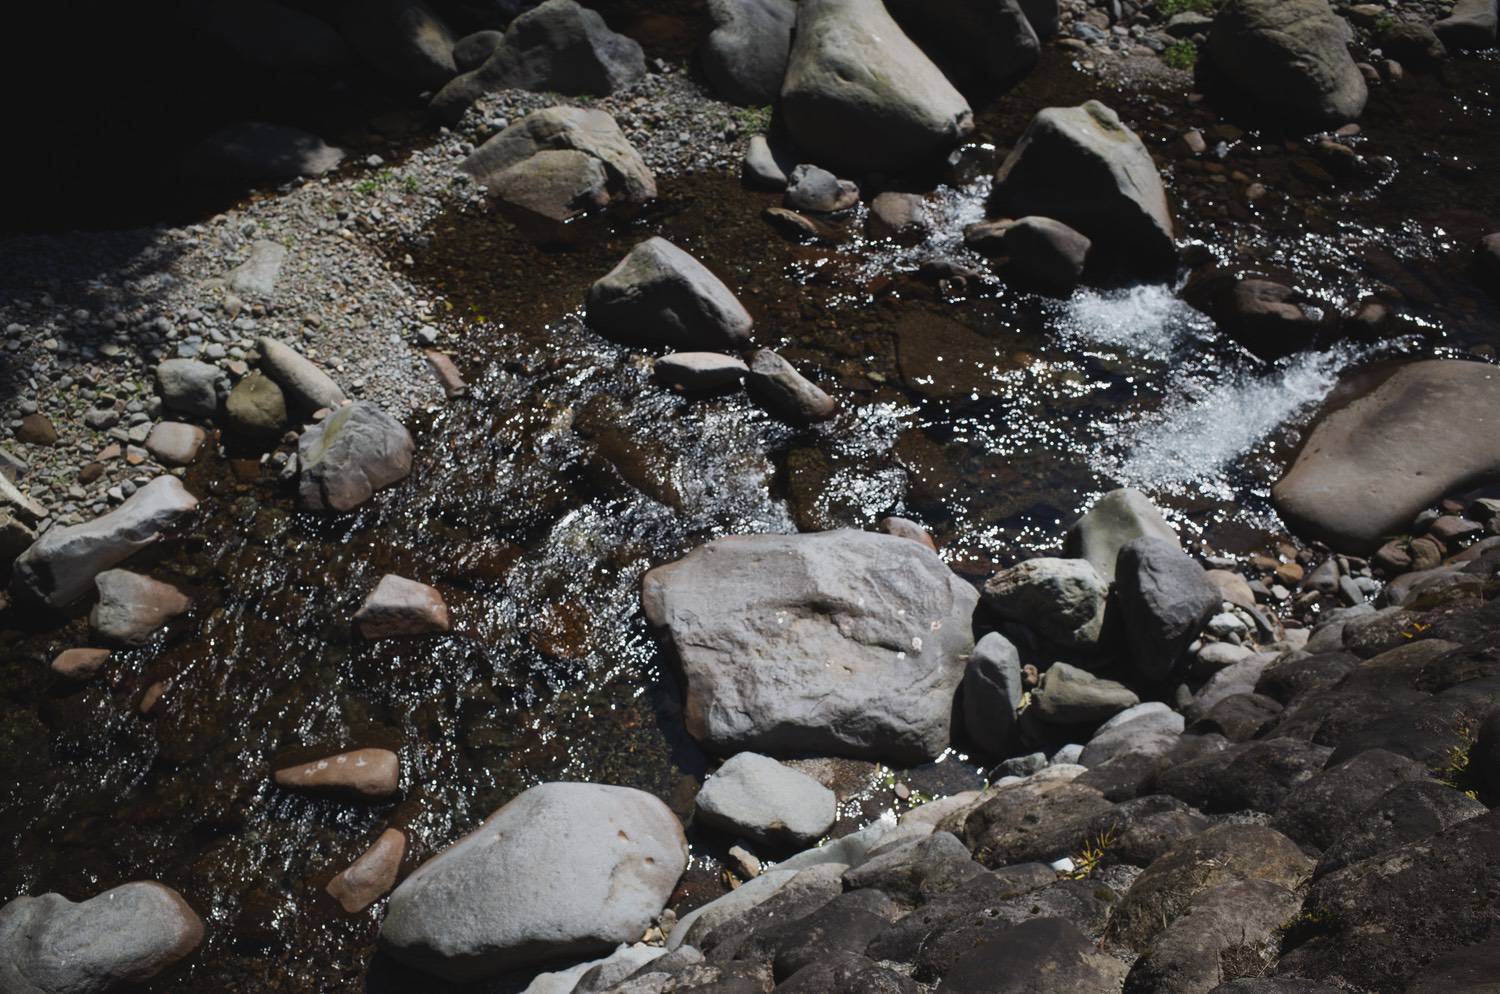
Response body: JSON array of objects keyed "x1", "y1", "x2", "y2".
[{"x1": 1, "y1": 43, "x2": 1498, "y2": 994}]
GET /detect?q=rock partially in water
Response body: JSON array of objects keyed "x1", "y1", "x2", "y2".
[
  {"x1": 145, "y1": 422, "x2": 208, "y2": 466},
  {"x1": 1434, "y1": 0, "x2": 1498, "y2": 50},
  {"x1": 780, "y1": 0, "x2": 974, "y2": 174},
  {"x1": 784, "y1": 164, "x2": 859, "y2": 213},
  {"x1": 998, "y1": 215, "x2": 1090, "y2": 295},
  {"x1": 879, "y1": 515, "x2": 937, "y2": 550},
  {"x1": 89, "y1": 569, "x2": 191, "y2": 646},
  {"x1": 297, "y1": 401, "x2": 415, "y2": 512},
  {"x1": 185, "y1": 122, "x2": 344, "y2": 183},
  {"x1": 1272, "y1": 360, "x2": 1500, "y2": 554},
  {"x1": 982, "y1": 557, "x2": 1109, "y2": 654},
  {"x1": 867, "y1": 192, "x2": 930, "y2": 243},
  {"x1": 353, "y1": 574, "x2": 450, "y2": 639},
  {"x1": 273, "y1": 747, "x2": 401, "y2": 801},
  {"x1": 654, "y1": 352, "x2": 748, "y2": 392},
  {"x1": 380, "y1": 782, "x2": 686, "y2": 981},
  {"x1": 641, "y1": 529, "x2": 978, "y2": 763},
  {"x1": 1064, "y1": 487, "x2": 1179, "y2": 584},
  {"x1": 586, "y1": 237, "x2": 753, "y2": 351},
  {"x1": 990, "y1": 100, "x2": 1174, "y2": 276},
  {"x1": 339, "y1": 0, "x2": 456, "y2": 89},
  {"x1": 431, "y1": 0, "x2": 645, "y2": 122},
  {"x1": 887, "y1": 0, "x2": 1039, "y2": 86},
  {"x1": 1031, "y1": 662, "x2": 1139, "y2": 725},
  {"x1": 703, "y1": 0, "x2": 796, "y2": 106},
  {"x1": 960, "y1": 631, "x2": 1023, "y2": 757},
  {"x1": 1205, "y1": 0, "x2": 1368, "y2": 128},
  {"x1": 49, "y1": 647, "x2": 111, "y2": 681},
  {"x1": 256, "y1": 337, "x2": 347, "y2": 414},
  {"x1": 743, "y1": 133, "x2": 797, "y2": 190},
  {"x1": 694, "y1": 752, "x2": 837, "y2": 849},
  {"x1": 1195, "y1": 276, "x2": 1324, "y2": 358},
  {"x1": 155, "y1": 359, "x2": 223, "y2": 418},
  {"x1": 0, "y1": 882, "x2": 204, "y2": 993},
  {"x1": 745, "y1": 349, "x2": 837, "y2": 425},
  {"x1": 225, "y1": 372, "x2": 288, "y2": 443},
  {"x1": 326, "y1": 828, "x2": 407, "y2": 914},
  {"x1": 11, "y1": 476, "x2": 198, "y2": 609},
  {"x1": 1115, "y1": 537, "x2": 1220, "y2": 683}
]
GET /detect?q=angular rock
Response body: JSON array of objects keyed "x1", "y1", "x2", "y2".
[
  {"x1": 1205, "y1": 0, "x2": 1368, "y2": 127},
  {"x1": 745, "y1": 349, "x2": 837, "y2": 425},
  {"x1": 1315, "y1": 778, "x2": 1489, "y2": 876},
  {"x1": 586, "y1": 237, "x2": 753, "y2": 351},
  {"x1": 703, "y1": 0, "x2": 796, "y2": 105},
  {"x1": 1124, "y1": 879, "x2": 1301, "y2": 994},
  {"x1": 842, "y1": 831, "x2": 987, "y2": 904},
  {"x1": 227, "y1": 239, "x2": 288, "y2": 298},
  {"x1": 936, "y1": 917, "x2": 1127, "y2": 994},
  {"x1": 11, "y1": 476, "x2": 198, "y2": 608},
  {"x1": 381, "y1": 782, "x2": 687, "y2": 980},
  {"x1": 1435, "y1": 0, "x2": 1499, "y2": 49},
  {"x1": 256, "y1": 337, "x2": 347, "y2": 414},
  {"x1": 0, "y1": 882, "x2": 203, "y2": 993},
  {"x1": 155, "y1": 359, "x2": 223, "y2": 418},
  {"x1": 297, "y1": 402, "x2": 414, "y2": 512},
  {"x1": 991, "y1": 101, "x2": 1175, "y2": 275},
  {"x1": 1032, "y1": 662, "x2": 1139, "y2": 726},
  {"x1": 1189, "y1": 692, "x2": 1283, "y2": 742},
  {"x1": 784, "y1": 164, "x2": 858, "y2": 213},
  {"x1": 1080, "y1": 702, "x2": 1185, "y2": 768},
  {"x1": 780, "y1": 0, "x2": 975, "y2": 174},
  {"x1": 340, "y1": 0, "x2": 455, "y2": 89},
  {"x1": 1116, "y1": 537, "x2": 1220, "y2": 683},
  {"x1": 50, "y1": 647, "x2": 111, "y2": 681},
  {"x1": 89, "y1": 569, "x2": 191, "y2": 647},
  {"x1": 1272, "y1": 360, "x2": 1500, "y2": 554},
  {"x1": 353, "y1": 574, "x2": 450, "y2": 638},
  {"x1": 982, "y1": 557, "x2": 1108, "y2": 653},
  {"x1": 145, "y1": 422, "x2": 208, "y2": 466},
  {"x1": 1156, "y1": 737, "x2": 1333, "y2": 814},
  {"x1": 640, "y1": 529, "x2": 978, "y2": 763},
  {"x1": 274, "y1": 747, "x2": 400, "y2": 800},
  {"x1": 887, "y1": 0, "x2": 1040, "y2": 85},
  {"x1": 693, "y1": 752, "x2": 836, "y2": 849},
  {"x1": 460, "y1": 107, "x2": 655, "y2": 210},
  {"x1": 962, "y1": 775, "x2": 1112, "y2": 865},
  {"x1": 999, "y1": 215, "x2": 1090, "y2": 294},
  {"x1": 431, "y1": 0, "x2": 645, "y2": 122},
  {"x1": 960, "y1": 631, "x2": 1023, "y2": 757},
  {"x1": 186, "y1": 122, "x2": 343, "y2": 182},
  {"x1": 327, "y1": 828, "x2": 407, "y2": 913},
  {"x1": 226, "y1": 372, "x2": 288, "y2": 443}
]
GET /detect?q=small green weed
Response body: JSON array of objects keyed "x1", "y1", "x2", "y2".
[
  {"x1": 735, "y1": 105, "x2": 774, "y2": 134},
  {"x1": 1158, "y1": 0, "x2": 1217, "y2": 15},
  {"x1": 1163, "y1": 40, "x2": 1198, "y2": 71},
  {"x1": 1067, "y1": 826, "x2": 1117, "y2": 880},
  {"x1": 1435, "y1": 717, "x2": 1481, "y2": 801}
]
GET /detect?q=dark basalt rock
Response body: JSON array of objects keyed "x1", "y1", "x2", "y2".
[
  {"x1": 1155, "y1": 737, "x2": 1333, "y2": 814},
  {"x1": 1315, "y1": 778, "x2": 1488, "y2": 877},
  {"x1": 1269, "y1": 748, "x2": 1426, "y2": 851},
  {"x1": 935, "y1": 917, "x2": 1127, "y2": 994}
]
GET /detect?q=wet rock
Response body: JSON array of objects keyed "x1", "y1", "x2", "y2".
[
  {"x1": 586, "y1": 237, "x2": 753, "y2": 351},
  {"x1": 640, "y1": 529, "x2": 977, "y2": 763},
  {"x1": 1156, "y1": 737, "x2": 1333, "y2": 814},
  {"x1": 654, "y1": 352, "x2": 748, "y2": 392},
  {"x1": 742, "y1": 134, "x2": 796, "y2": 189},
  {"x1": 353, "y1": 574, "x2": 450, "y2": 638},
  {"x1": 12, "y1": 476, "x2": 198, "y2": 608},
  {"x1": 89, "y1": 569, "x2": 191, "y2": 646},
  {"x1": 431, "y1": 0, "x2": 645, "y2": 122},
  {"x1": 1205, "y1": 0, "x2": 1368, "y2": 127},
  {"x1": 998, "y1": 215, "x2": 1090, "y2": 294},
  {"x1": 745, "y1": 349, "x2": 837, "y2": 425},
  {"x1": 145, "y1": 422, "x2": 208, "y2": 466},
  {"x1": 155, "y1": 359, "x2": 223, "y2": 418},
  {"x1": 256, "y1": 336, "x2": 347, "y2": 414},
  {"x1": 1124, "y1": 879, "x2": 1301, "y2": 994},
  {"x1": 960, "y1": 631, "x2": 1023, "y2": 757},
  {"x1": 381, "y1": 782, "x2": 686, "y2": 981},
  {"x1": 1032, "y1": 662, "x2": 1140, "y2": 725},
  {"x1": 186, "y1": 122, "x2": 344, "y2": 182},
  {"x1": 1065, "y1": 488, "x2": 1180, "y2": 583},
  {"x1": 296, "y1": 401, "x2": 414, "y2": 512},
  {"x1": 1435, "y1": 0, "x2": 1499, "y2": 50},
  {"x1": 879, "y1": 516, "x2": 937, "y2": 550},
  {"x1": 0, "y1": 882, "x2": 203, "y2": 993},
  {"x1": 1080, "y1": 703, "x2": 1184, "y2": 768},
  {"x1": 460, "y1": 107, "x2": 655, "y2": 215},
  {"x1": 780, "y1": 0, "x2": 974, "y2": 174},
  {"x1": 1108, "y1": 823, "x2": 1314, "y2": 952},
  {"x1": 763, "y1": 206, "x2": 835, "y2": 243},
  {"x1": 50, "y1": 647, "x2": 111, "y2": 680},
  {"x1": 273, "y1": 747, "x2": 400, "y2": 800},
  {"x1": 424, "y1": 351, "x2": 466, "y2": 399},
  {"x1": 452, "y1": 29, "x2": 503, "y2": 72},
  {"x1": 887, "y1": 0, "x2": 1039, "y2": 85},
  {"x1": 226, "y1": 372, "x2": 288, "y2": 443},
  {"x1": 339, "y1": 0, "x2": 454, "y2": 88},
  {"x1": 783, "y1": 164, "x2": 858, "y2": 213},
  {"x1": 1208, "y1": 279, "x2": 1322, "y2": 358},
  {"x1": 936, "y1": 917, "x2": 1127, "y2": 994},
  {"x1": 1270, "y1": 748, "x2": 1425, "y2": 851},
  {"x1": 703, "y1": 0, "x2": 796, "y2": 105},
  {"x1": 227, "y1": 239, "x2": 287, "y2": 298},
  {"x1": 981, "y1": 557, "x2": 1108, "y2": 653},
  {"x1": 1116, "y1": 537, "x2": 1220, "y2": 683},
  {"x1": 867, "y1": 192, "x2": 930, "y2": 243},
  {"x1": 1272, "y1": 360, "x2": 1500, "y2": 554},
  {"x1": 326, "y1": 828, "x2": 407, "y2": 913},
  {"x1": 693, "y1": 752, "x2": 836, "y2": 849},
  {"x1": 990, "y1": 101, "x2": 1174, "y2": 276}
]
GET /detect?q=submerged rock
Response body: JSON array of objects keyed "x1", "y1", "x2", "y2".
[
  {"x1": 641, "y1": 529, "x2": 978, "y2": 763},
  {"x1": 90, "y1": 569, "x2": 192, "y2": 646},
  {"x1": 694, "y1": 752, "x2": 837, "y2": 849},
  {"x1": 381, "y1": 782, "x2": 686, "y2": 981},
  {"x1": 297, "y1": 402, "x2": 415, "y2": 512},
  {"x1": 50, "y1": 647, "x2": 111, "y2": 681},
  {"x1": 703, "y1": 0, "x2": 796, "y2": 105},
  {"x1": 327, "y1": 828, "x2": 407, "y2": 914},
  {"x1": 586, "y1": 237, "x2": 753, "y2": 350},
  {"x1": 1205, "y1": 0, "x2": 1368, "y2": 127}
]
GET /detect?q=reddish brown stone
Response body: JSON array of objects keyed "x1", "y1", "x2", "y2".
[
  {"x1": 51, "y1": 648, "x2": 111, "y2": 680},
  {"x1": 273, "y1": 748, "x2": 400, "y2": 801},
  {"x1": 140, "y1": 679, "x2": 170, "y2": 715},
  {"x1": 326, "y1": 828, "x2": 407, "y2": 913},
  {"x1": 879, "y1": 516, "x2": 937, "y2": 551},
  {"x1": 353, "y1": 575, "x2": 449, "y2": 639},
  {"x1": 78, "y1": 463, "x2": 104, "y2": 484},
  {"x1": 424, "y1": 351, "x2": 467, "y2": 399},
  {"x1": 16, "y1": 414, "x2": 58, "y2": 446}
]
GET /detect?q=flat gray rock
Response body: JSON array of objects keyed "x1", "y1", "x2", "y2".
[
  {"x1": 297, "y1": 401, "x2": 414, "y2": 512},
  {"x1": 460, "y1": 107, "x2": 655, "y2": 209},
  {"x1": 90, "y1": 569, "x2": 192, "y2": 647},
  {"x1": 145, "y1": 422, "x2": 208, "y2": 466},
  {"x1": 11, "y1": 476, "x2": 198, "y2": 608},
  {"x1": 586, "y1": 237, "x2": 753, "y2": 351},
  {"x1": 155, "y1": 359, "x2": 223, "y2": 418},
  {"x1": 694, "y1": 752, "x2": 836, "y2": 849},
  {"x1": 1032, "y1": 661, "x2": 1139, "y2": 725},
  {"x1": 1065, "y1": 487, "x2": 1179, "y2": 583},
  {"x1": 654, "y1": 352, "x2": 748, "y2": 392},
  {"x1": 380, "y1": 782, "x2": 686, "y2": 981},
  {"x1": 227, "y1": 239, "x2": 288, "y2": 298},
  {"x1": 641, "y1": 529, "x2": 978, "y2": 763}
]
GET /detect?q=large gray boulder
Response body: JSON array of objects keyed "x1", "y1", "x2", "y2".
[
  {"x1": 694, "y1": 752, "x2": 837, "y2": 849},
  {"x1": 1272, "y1": 360, "x2": 1500, "y2": 554},
  {"x1": 155, "y1": 359, "x2": 225, "y2": 418},
  {"x1": 991, "y1": 101, "x2": 1175, "y2": 275},
  {"x1": 11, "y1": 476, "x2": 198, "y2": 609},
  {"x1": 256, "y1": 337, "x2": 347, "y2": 413},
  {"x1": 960, "y1": 631, "x2": 1023, "y2": 757},
  {"x1": 431, "y1": 0, "x2": 645, "y2": 122},
  {"x1": 297, "y1": 402, "x2": 415, "y2": 511},
  {"x1": 1435, "y1": 0, "x2": 1498, "y2": 49},
  {"x1": 340, "y1": 0, "x2": 456, "y2": 89},
  {"x1": 886, "y1": 0, "x2": 1040, "y2": 85},
  {"x1": 1079, "y1": 702, "x2": 1184, "y2": 767},
  {"x1": 1064, "y1": 487, "x2": 1179, "y2": 583},
  {"x1": 460, "y1": 107, "x2": 655, "y2": 220},
  {"x1": 641, "y1": 529, "x2": 978, "y2": 763},
  {"x1": 0, "y1": 882, "x2": 203, "y2": 994},
  {"x1": 1205, "y1": 0, "x2": 1368, "y2": 128},
  {"x1": 703, "y1": 0, "x2": 796, "y2": 105},
  {"x1": 780, "y1": 0, "x2": 974, "y2": 174},
  {"x1": 1115, "y1": 537, "x2": 1220, "y2": 683},
  {"x1": 586, "y1": 237, "x2": 753, "y2": 350},
  {"x1": 380, "y1": 782, "x2": 687, "y2": 981},
  {"x1": 982, "y1": 557, "x2": 1108, "y2": 653}
]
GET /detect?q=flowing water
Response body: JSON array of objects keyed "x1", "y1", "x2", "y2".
[{"x1": 1, "y1": 35, "x2": 1498, "y2": 994}]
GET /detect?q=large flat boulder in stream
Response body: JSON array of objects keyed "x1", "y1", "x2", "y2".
[
  {"x1": 1272, "y1": 360, "x2": 1500, "y2": 554},
  {"x1": 11, "y1": 476, "x2": 198, "y2": 609},
  {"x1": 380, "y1": 782, "x2": 686, "y2": 981},
  {"x1": 297, "y1": 401, "x2": 415, "y2": 512},
  {"x1": 990, "y1": 100, "x2": 1174, "y2": 276},
  {"x1": 780, "y1": 0, "x2": 974, "y2": 174},
  {"x1": 586, "y1": 237, "x2": 753, "y2": 350},
  {"x1": 641, "y1": 529, "x2": 978, "y2": 763}
]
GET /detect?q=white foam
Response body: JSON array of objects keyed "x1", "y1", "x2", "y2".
[{"x1": 1055, "y1": 283, "x2": 1214, "y2": 359}]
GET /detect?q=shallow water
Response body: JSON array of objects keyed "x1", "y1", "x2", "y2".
[{"x1": 2, "y1": 44, "x2": 1499, "y2": 994}]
